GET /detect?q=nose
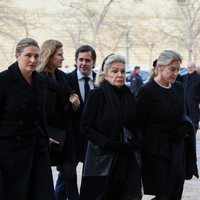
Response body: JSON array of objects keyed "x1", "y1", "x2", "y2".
[
  {"x1": 118, "y1": 71, "x2": 124, "y2": 76},
  {"x1": 30, "y1": 56, "x2": 37, "y2": 63}
]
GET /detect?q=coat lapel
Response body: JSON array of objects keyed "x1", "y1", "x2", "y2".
[{"x1": 8, "y1": 62, "x2": 41, "y2": 103}]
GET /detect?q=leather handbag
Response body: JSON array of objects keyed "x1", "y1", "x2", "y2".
[
  {"x1": 122, "y1": 127, "x2": 141, "y2": 168},
  {"x1": 48, "y1": 126, "x2": 66, "y2": 152},
  {"x1": 48, "y1": 126, "x2": 66, "y2": 166}
]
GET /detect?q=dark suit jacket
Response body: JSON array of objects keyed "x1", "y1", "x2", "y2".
[
  {"x1": 0, "y1": 62, "x2": 47, "y2": 137},
  {"x1": 66, "y1": 69, "x2": 96, "y2": 162}
]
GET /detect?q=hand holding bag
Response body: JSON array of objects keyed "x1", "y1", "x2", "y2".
[
  {"x1": 48, "y1": 126, "x2": 66, "y2": 152},
  {"x1": 48, "y1": 126, "x2": 66, "y2": 166}
]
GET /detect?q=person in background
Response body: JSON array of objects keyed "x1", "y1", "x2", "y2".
[
  {"x1": 79, "y1": 54, "x2": 142, "y2": 200},
  {"x1": 37, "y1": 39, "x2": 80, "y2": 199},
  {"x1": 0, "y1": 38, "x2": 55, "y2": 199},
  {"x1": 181, "y1": 62, "x2": 200, "y2": 133},
  {"x1": 130, "y1": 66, "x2": 144, "y2": 95},
  {"x1": 54, "y1": 45, "x2": 97, "y2": 200},
  {"x1": 136, "y1": 50, "x2": 198, "y2": 200}
]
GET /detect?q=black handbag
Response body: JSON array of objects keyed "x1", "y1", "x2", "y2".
[
  {"x1": 48, "y1": 126, "x2": 66, "y2": 166},
  {"x1": 122, "y1": 127, "x2": 141, "y2": 168},
  {"x1": 48, "y1": 126, "x2": 66, "y2": 152}
]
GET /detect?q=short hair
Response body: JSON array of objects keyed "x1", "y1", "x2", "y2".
[
  {"x1": 75, "y1": 45, "x2": 96, "y2": 62},
  {"x1": 95, "y1": 54, "x2": 125, "y2": 87},
  {"x1": 15, "y1": 38, "x2": 39, "y2": 55},
  {"x1": 150, "y1": 50, "x2": 182, "y2": 79},
  {"x1": 134, "y1": 66, "x2": 140, "y2": 70},
  {"x1": 37, "y1": 39, "x2": 63, "y2": 72}
]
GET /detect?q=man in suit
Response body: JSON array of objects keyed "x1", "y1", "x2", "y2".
[
  {"x1": 55, "y1": 45, "x2": 97, "y2": 200},
  {"x1": 182, "y1": 62, "x2": 200, "y2": 133}
]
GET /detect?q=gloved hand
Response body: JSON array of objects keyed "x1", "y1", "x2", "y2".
[
  {"x1": 170, "y1": 125, "x2": 188, "y2": 142},
  {"x1": 105, "y1": 141, "x2": 137, "y2": 153}
]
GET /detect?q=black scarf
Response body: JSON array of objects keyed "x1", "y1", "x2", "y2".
[{"x1": 99, "y1": 81, "x2": 136, "y2": 200}]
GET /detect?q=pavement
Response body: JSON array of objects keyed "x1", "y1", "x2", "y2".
[{"x1": 52, "y1": 131, "x2": 200, "y2": 200}]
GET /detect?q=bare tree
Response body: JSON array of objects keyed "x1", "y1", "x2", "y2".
[
  {"x1": 59, "y1": 0, "x2": 114, "y2": 49},
  {"x1": 154, "y1": 0, "x2": 200, "y2": 62}
]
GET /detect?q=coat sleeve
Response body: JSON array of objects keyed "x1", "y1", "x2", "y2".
[{"x1": 80, "y1": 89, "x2": 109, "y2": 148}]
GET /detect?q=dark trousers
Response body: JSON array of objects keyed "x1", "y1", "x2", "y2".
[{"x1": 55, "y1": 163, "x2": 79, "y2": 200}]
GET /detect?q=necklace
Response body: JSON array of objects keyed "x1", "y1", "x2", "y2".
[{"x1": 154, "y1": 78, "x2": 171, "y2": 89}]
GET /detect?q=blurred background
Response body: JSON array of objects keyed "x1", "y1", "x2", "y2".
[{"x1": 1, "y1": 0, "x2": 200, "y2": 72}]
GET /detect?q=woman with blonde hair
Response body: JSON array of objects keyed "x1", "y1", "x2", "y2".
[
  {"x1": 37, "y1": 39, "x2": 80, "y2": 199},
  {"x1": 136, "y1": 50, "x2": 198, "y2": 200}
]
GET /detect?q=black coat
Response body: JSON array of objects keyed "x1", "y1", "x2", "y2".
[
  {"x1": 182, "y1": 71, "x2": 200, "y2": 131},
  {"x1": 81, "y1": 85, "x2": 140, "y2": 175},
  {"x1": 65, "y1": 69, "x2": 96, "y2": 162},
  {"x1": 0, "y1": 62, "x2": 55, "y2": 200},
  {"x1": 136, "y1": 80, "x2": 198, "y2": 197},
  {"x1": 41, "y1": 69, "x2": 76, "y2": 165},
  {"x1": 0, "y1": 62, "x2": 47, "y2": 137}
]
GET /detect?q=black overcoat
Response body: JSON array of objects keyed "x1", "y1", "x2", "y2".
[
  {"x1": 182, "y1": 72, "x2": 200, "y2": 131},
  {"x1": 136, "y1": 80, "x2": 198, "y2": 198},
  {"x1": 41, "y1": 69, "x2": 76, "y2": 165},
  {"x1": 0, "y1": 62, "x2": 55, "y2": 200}
]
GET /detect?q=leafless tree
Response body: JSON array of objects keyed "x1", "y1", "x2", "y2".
[
  {"x1": 59, "y1": 0, "x2": 114, "y2": 50},
  {"x1": 154, "y1": 0, "x2": 200, "y2": 62}
]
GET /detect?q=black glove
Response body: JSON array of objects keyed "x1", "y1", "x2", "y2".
[
  {"x1": 170, "y1": 125, "x2": 188, "y2": 142},
  {"x1": 105, "y1": 141, "x2": 137, "y2": 153}
]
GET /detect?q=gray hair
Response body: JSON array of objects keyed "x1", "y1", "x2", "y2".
[
  {"x1": 150, "y1": 50, "x2": 183, "y2": 79},
  {"x1": 15, "y1": 38, "x2": 39, "y2": 55},
  {"x1": 95, "y1": 54, "x2": 126, "y2": 87}
]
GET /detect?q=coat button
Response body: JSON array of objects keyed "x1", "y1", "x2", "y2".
[
  {"x1": 22, "y1": 104, "x2": 26, "y2": 109},
  {"x1": 18, "y1": 121, "x2": 24, "y2": 126},
  {"x1": 33, "y1": 121, "x2": 39, "y2": 126}
]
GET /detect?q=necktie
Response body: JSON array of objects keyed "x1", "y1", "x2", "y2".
[{"x1": 84, "y1": 77, "x2": 90, "y2": 102}]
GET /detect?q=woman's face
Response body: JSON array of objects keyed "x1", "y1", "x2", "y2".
[
  {"x1": 104, "y1": 62, "x2": 126, "y2": 88},
  {"x1": 16, "y1": 45, "x2": 39, "y2": 74},
  {"x1": 48, "y1": 47, "x2": 64, "y2": 69},
  {"x1": 159, "y1": 60, "x2": 181, "y2": 84}
]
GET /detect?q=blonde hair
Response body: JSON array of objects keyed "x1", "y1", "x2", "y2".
[
  {"x1": 95, "y1": 54, "x2": 125, "y2": 87},
  {"x1": 150, "y1": 50, "x2": 183, "y2": 79},
  {"x1": 37, "y1": 39, "x2": 63, "y2": 72}
]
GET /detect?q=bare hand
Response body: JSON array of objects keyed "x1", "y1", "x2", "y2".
[
  {"x1": 70, "y1": 94, "x2": 80, "y2": 110},
  {"x1": 49, "y1": 138, "x2": 59, "y2": 145}
]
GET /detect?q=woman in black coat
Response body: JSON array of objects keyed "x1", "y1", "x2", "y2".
[
  {"x1": 136, "y1": 50, "x2": 198, "y2": 200},
  {"x1": 37, "y1": 39, "x2": 80, "y2": 199},
  {"x1": 0, "y1": 38, "x2": 55, "y2": 199},
  {"x1": 79, "y1": 54, "x2": 142, "y2": 200}
]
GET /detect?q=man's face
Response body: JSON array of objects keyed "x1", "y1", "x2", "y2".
[
  {"x1": 76, "y1": 51, "x2": 95, "y2": 76},
  {"x1": 187, "y1": 63, "x2": 196, "y2": 74}
]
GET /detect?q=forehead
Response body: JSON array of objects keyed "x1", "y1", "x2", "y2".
[
  {"x1": 77, "y1": 51, "x2": 92, "y2": 59},
  {"x1": 110, "y1": 62, "x2": 125, "y2": 68},
  {"x1": 167, "y1": 60, "x2": 181, "y2": 67},
  {"x1": 55, "y1": 47, "x2": 63, "y2": 53},
  {"x1": 21, "y1": 45, "x2": 39, "y2": 53}
]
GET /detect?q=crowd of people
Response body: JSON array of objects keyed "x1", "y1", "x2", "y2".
[{"x1": 0, "y1": 37, "x2": 199, "y2": 200}]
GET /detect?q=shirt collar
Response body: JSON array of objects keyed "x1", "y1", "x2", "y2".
[{"x1": 77, "y1": 70, "x2": 93, "y2": 81}]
